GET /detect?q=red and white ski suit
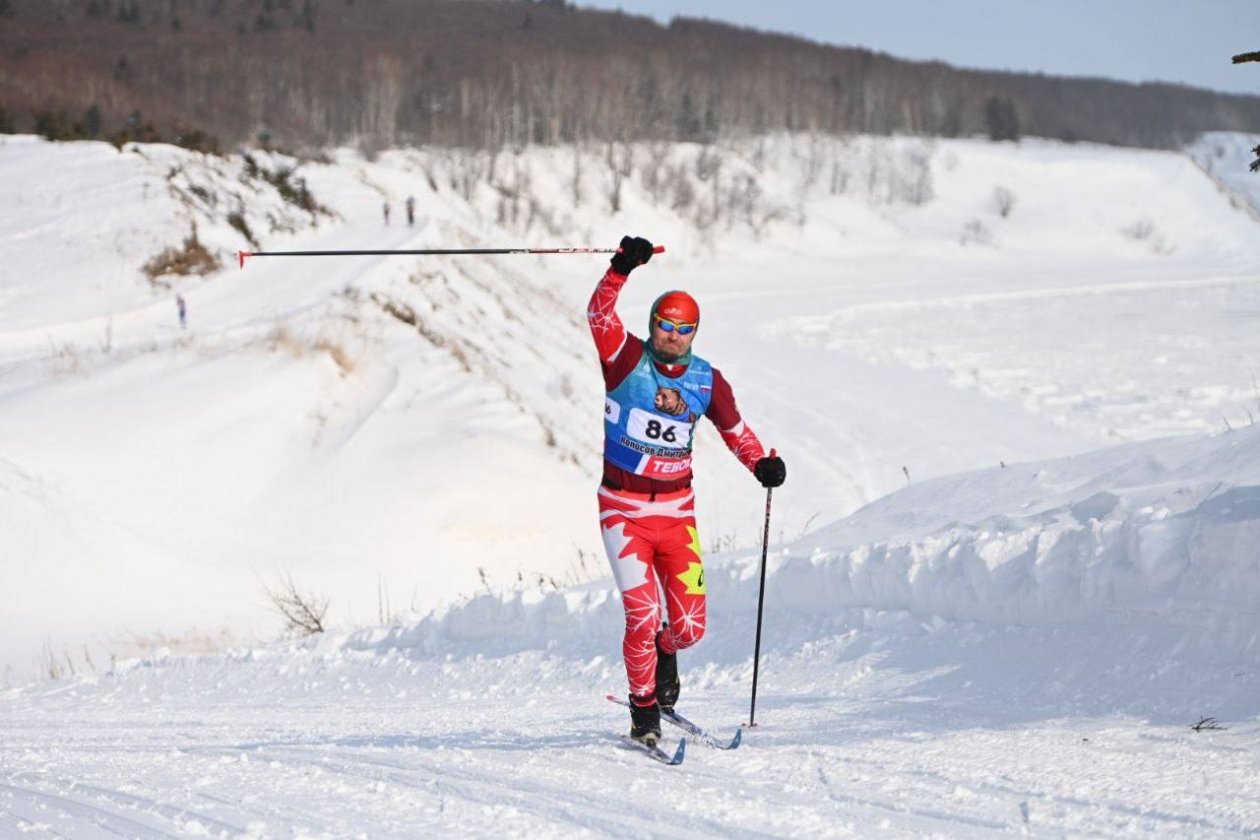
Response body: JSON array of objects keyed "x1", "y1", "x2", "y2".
[{"x1": 589, "y1": 267, "x2": 765, "y2": 700}]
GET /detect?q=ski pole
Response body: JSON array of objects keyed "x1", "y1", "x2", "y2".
[
  {"x1": 747, "y1": 447, "x2": 776, "y2": 728},
  {"x1": 237, "y1": 244, "x2": 665, "y2": 268}
]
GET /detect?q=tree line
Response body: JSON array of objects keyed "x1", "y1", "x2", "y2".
[{"x1": 2, "y1": 0, "x2": 1258, "y2": 153}]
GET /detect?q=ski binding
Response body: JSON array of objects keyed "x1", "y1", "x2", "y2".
[{"x1": 606, "y1": 694, "x2": 741, "y2": 750}]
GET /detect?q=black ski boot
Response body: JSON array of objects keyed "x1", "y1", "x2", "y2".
[
  {"x1": 654, "y1": 631, "x2": 680, "y2": 714},
  {"x1": 628, "y1": 694, "x2": 661, "y2": 747}
]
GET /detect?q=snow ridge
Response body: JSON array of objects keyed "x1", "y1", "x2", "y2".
[{"x1": 326, "y1": 427, "x2": 1260, "y2": 674}]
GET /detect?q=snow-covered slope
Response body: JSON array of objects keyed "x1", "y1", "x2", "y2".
[
  {"x1": 3, "y1": 130, "x2": 1260, "y2": 685},
  {"x1": 4, "y1": 131, "x2": 1260, "y2": 840}
]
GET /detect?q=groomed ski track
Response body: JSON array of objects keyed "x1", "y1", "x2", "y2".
[{"x1": 4, "y1": 609, "x2": 1258, "y2": 837}]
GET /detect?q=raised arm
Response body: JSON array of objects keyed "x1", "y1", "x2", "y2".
[
  {"x1": 588, "y1": 267, "x2": 631, "y2": 364},
  {"x1": 588, "y1": 236, "x2": 656, "y2": 364}
]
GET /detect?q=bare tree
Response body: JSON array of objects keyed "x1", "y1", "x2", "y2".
[
  {"x1": 605, "y1": 141, "x2": 634, "y2": 214},
  {"x1": 992, "y1": 185, "x2": 1016, "y2": 218},
  {"x1": 984, "y1": 96, "x2": 1020, "y2": 142},
  {"x1": 570, "y1": 143, "x2": 584, "y2": 206},
  {"x1": 639, "y1": 141, "x2": 671, "y2": 204},
  {"x1": 264, "y1": 572, "x2": 329, "y2": 636},
  {"x1": 1233, "y1": 52, "x2": 1260, "y2": 171},
  {"x1": 961, "y1": 218, "x2": 993, "y2": 246}
]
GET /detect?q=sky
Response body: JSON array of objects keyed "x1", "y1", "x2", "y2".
[{"x1": 576, "y1": 0, "x2": 1260, "y2": 96}]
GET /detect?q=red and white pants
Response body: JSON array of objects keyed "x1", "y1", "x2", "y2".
[{"x1": 598, "y1": 485, "x2": 707, "y2": 699}]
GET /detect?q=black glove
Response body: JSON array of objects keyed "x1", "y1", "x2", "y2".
[
  {"x1": 610, "y1": 235, "x2": 654, "y2": 276},
  {"x1": 754, "y1": 455, "x2": 786, "y2": 488}
]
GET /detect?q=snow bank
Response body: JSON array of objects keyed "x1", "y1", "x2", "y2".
[
  {"x1": 332, "y1": 427, "x2": 1260, "y2": 672},
  {"x1": 789, "y1": 427, "x2": 1260, "y2": 634}
]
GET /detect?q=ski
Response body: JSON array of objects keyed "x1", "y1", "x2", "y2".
[
  {"x1": 606, "y1": 694, "x2": 742, "y2": 750},
  {"x1": 618, "y1": 734, "x2": 686, "y2": 765},
  {"x1": 663, "y1": 708, "x2": 742, "y2": 750}
]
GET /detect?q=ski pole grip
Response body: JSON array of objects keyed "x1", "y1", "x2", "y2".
[{"x1": 614, "y1": 245, "x2": 667, "y2": 254}]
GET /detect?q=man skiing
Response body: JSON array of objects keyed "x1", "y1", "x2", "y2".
[{"x1": 589, "y1": 235, "x2": 786, "y2": 747}]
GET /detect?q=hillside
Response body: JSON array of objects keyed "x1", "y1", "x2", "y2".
[
  {"x1": 4, "y1": 129, "x2": 1260, "y2": 686},
  {"x1": 2, "y1": 128, "x2": 1260, "y2": 832},
  {"x1": 3, "y1": 0, "x2": 1260, "y2": 150}
]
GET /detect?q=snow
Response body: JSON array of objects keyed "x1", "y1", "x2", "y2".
[{"x1": 2, "y1": 131, "x2": 1260, "y2": 836}]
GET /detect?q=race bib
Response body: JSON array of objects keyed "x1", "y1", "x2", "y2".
[
  {"x1": 626, "y1": 407, "x2": 692, "y2": 450},
  {"x1": 604, "y1": 396, "x2": 622, "y2": 425}
]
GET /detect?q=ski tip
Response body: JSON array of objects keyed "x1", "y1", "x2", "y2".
[
  {"x1": 652, "y1": 244, "x2": 666, "y2": 254},
  {"x1": 617, "y1": 734, "x2": 685, "y2": 766},
  {"x1": 729, "y1": 727, "x2": 743, "y2": 749}
]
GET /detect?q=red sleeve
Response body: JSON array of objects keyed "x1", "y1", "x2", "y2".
[
  {"x1": 588, "y1": 268, "x2": 630, "y2": 363},
  {"x1": 706, "y1": 368, "x2": 766, "y2": 471},
  {"x1": 588, "y1": 267, "x2": 642, "y2": 390}
]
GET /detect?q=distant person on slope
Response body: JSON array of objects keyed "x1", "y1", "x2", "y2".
[
  {"x1": 405, "y1": 195, "x2": 416, "y2": 225},
  {"x1": 589, "y1": 235, "x2": 786, "y2": 747},
  {"x1": 176, "y1": 294, "x2": 187, "y2": 329}
]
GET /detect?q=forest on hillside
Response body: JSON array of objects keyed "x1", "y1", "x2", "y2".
[{"x1": 2, "y1": 0, "x2": 1259, "y2": 153}]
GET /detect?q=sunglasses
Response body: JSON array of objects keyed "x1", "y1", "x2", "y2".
[{"x1": 654, "y1": 316, "x2": 697, "y2": 335}]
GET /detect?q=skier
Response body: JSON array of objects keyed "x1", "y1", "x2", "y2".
[
  {"x1": 176, "y1": 294, "x2": 187, "y2": 329},
  {"x1": 405, "y1": 195, "x2": 416, "y2": 225},
  {"x1": 589, "y1": 235, "x2": 786, "y2": 747},
  {"x1": 383, "y1": 200, "x2": 391, "y2": 225}
]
